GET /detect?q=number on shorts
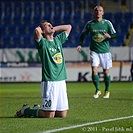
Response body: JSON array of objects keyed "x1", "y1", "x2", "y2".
[{"x1": 44, "y1": 100, "x2": 52, "y2": 107}]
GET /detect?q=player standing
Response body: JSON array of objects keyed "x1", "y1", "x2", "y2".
[{"x1": 76, "y1": 5, "x2": 116, "y2": 98}]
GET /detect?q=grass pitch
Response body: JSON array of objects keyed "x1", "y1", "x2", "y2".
[{"x1": 0, "y1": 82, "x2": 133, "y2": 133}]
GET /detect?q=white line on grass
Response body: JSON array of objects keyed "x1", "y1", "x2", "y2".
[{"x1": 42, "y1": 115, "x2": 133, "y2": 133}]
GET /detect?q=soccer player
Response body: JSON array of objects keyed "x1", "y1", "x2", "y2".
[
  {"x1": 76, "y1": 5, "x2": 116, "y2": 98},
  {"x1": 15, "y1": 20, "x2": 72, "y2": 118}
]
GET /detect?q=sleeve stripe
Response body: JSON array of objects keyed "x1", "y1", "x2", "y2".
[{"x1": 105, "y1": 20, "x2": 116, "y2": 33}]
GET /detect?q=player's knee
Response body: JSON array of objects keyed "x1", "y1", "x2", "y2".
[
  {"x1": 92, "y1": 67, "x2": 98, "y2": 74},
  {"x1": 104, "y1": 69, "x2": 110, "y2": 76},
  {"x1": 55, "y1": 110, "x2": 67, "y2": 118},
  {"x1": 39, "y1": 110, "x2": 55, "y2": 118}
]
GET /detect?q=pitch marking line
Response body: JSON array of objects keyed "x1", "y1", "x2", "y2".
[{"x1": 42, "y1": 116, "x2": 133, "y2": 133}]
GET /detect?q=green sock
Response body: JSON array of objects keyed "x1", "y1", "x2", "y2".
[
  {"x1": 92, "y1": 74, "x2": 100, "y2": 91},
  {"x1": 104, "y1": 75, "x2": 111, "y2": 92},
  {"x1": 24, "y1": 108, "x2": 40, "y2": 117}
]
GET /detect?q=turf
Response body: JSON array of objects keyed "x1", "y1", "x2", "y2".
[{"x1": 0, "y1": 82, "x2": 133, "y2": 133}]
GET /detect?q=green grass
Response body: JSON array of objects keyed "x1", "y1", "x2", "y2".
[{"x1": 0, "y1": 82, "x2": 133, "y2": 133}]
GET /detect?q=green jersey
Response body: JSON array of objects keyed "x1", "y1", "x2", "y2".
[
  {"x1": 35, "y1": 32, "x2": 68, "y2": 81},
  {"x1": 82, "y1": 19, "x2": 116, "y2": 53}
]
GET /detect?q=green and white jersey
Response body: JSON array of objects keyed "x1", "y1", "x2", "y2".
[
  {"x1": 35, "y1": 32, "x2": 68, "y2": 82},
  {"x1": 82, "y1": 19, "x2": 116, "y2": 53}
]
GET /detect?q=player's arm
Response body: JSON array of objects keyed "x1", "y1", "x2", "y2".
[
  {"x1": 105, "y1": 21, "x2": 116, "y2": 39},
  {"x1": 33, "y1": 26, "x2": 43, "y2": 40},
  {"x1": 104, "y1": 33, "x2": 116, "y2": 39},
  {"x1": 76, "y1": 23, "x2": 88, "y2": 52},
  {"x1": 76, "y1": 32, "x2": 86, "y2": 52},
  {"x1": 53, "y1": 25, "x2": 72, "y2": 36},
  {"x1": 110, "y1": 33, "x2": 116, "y2": 38}
]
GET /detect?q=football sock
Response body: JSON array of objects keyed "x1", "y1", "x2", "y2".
[
  {"x1": 24, "y1": 108, "x2": 40, "y2": 117},
  {"x1": 92, "y1": 74, "x2": 100, "y2": 91},
  {"x1": 104, "y1": 75, "x2": 111, "y2": 92}
]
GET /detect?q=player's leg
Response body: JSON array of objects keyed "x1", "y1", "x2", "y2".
[
  {"x1": 101, "y1": 52, "x2": 112, "y2": 98},
  {"x1": 15, "y1": 81, "x2": 68, "y2": 118},
  {"x1": 15, "y1": 104, "x2": 56, "y2": 118},
  {"x1": 55, "y1": 80, "x2": 69, "y2": 118},
  {"x1": 40, "y1": 81, "x2": 59, "y2": 118},
  {"x1": 90, "y1": 51, "x2": 101, "y2": 98},
  {"x1": 92, "y1": 66, "x2": 100, "y2": 91},
  {"x1": 103, "y1": 69, "x2": 110, "y2": 91},
  {"x1": 15, "y1": 81, "x2": 57, "y2": 118},
  {"x1": 39, "y1": 110, "x2": 55, "y2": 118},
  {"x1": 15, "y1": 104, "x2": 41, "y2": 118},
  {"x1": 55, "y1": 110, "x2": 67, "y2": 118},
  {"x1": 103, "y1": 69, "x2": 111, "y2": 98}
]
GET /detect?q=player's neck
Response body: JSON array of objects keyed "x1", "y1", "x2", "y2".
[
  {"x1": 95, "y1": 17, "x2": 102, "y2": 22},
  {"x1": 45, "y1": 34, "x2": 54, "y2": 40}
]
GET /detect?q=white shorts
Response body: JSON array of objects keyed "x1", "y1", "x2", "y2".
[
  {"x1": 41, "y1": 80, "x2": 69, "y2": 111},
  {"x1": 90, "y1": 51, "x2": 112, "y2": 69}
]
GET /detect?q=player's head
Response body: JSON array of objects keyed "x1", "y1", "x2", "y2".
[
  {"x1": 94, "y1": 5, "x2": 104, "y2": 19},
  {"x1": 39, "y1": 20, "x2": 48, "y2": 30},
  {"x1": 40, "y1": 20, "x2": 55, "y2": 35}
]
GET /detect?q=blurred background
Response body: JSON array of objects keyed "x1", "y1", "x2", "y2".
[{"x1": 0, "y1": 0, "x2": 133, "y2": 82}]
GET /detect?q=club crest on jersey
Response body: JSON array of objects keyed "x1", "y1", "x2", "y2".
[
  {"x1": 93, "y1": 34, "x2": 105, "y2": 42},
  {"x1": 53, "y1": 53, "x2": 62, "y2": 64}
]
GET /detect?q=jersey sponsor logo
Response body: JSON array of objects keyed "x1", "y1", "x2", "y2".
[
  {"x1": 53, "y1": 53, "x2": 62, "y2": 64},
  {"x1": 93, "y1": 34, "x2": 105, "y2": 42}
]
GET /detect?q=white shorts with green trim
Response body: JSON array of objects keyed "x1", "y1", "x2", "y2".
[
  {"x1": 90, "y1": 51, "x2": 112, "y2": 69},
  {"x1": 41, "y1": 80, "x2": 69, "y2": 111}
]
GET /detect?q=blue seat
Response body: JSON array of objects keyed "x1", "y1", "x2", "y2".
[
  {"x1": 124, "y1": 12, "x2": 133, "y2": 22},
  {"x1": 68, "y1": 35, "x2": 77, "y2": 47},
  {"x1": 119, "y1": 23, "x2": 129, "y2": 33},
  {"x1": 104, "y1": 13, "x2": 113, "y2": 20},
  {"x1": 0, "y1": 2, "x2": 3, "y2": 20},
  {"x1": 116, "y1": 33, "x2": 125, "y2": 46},
  {"x1": 114, "y1": 12, "x2": 124, "y2": 24},
  {"x1": 109, "y1": 39, "x2": 120, "y2": 46},
  {"x1": 24, "y1": 35, "x2": 30, "y2": 45},
  {"x1": 13, "y1": 1, "x2": 23, "y2": 21},
  {"x1": 23, "y1": 2, "x2": 32, "y2": 20},
  {"x1": 13, "y1": 35, "x2": 20, "y2": 48},
  {"x1": 33, "y1": 1, "x2": 42, "y2": 20},
  {"x1": 0, "y1": 36, "x2": 5, "y2": 48},
  {"x1": 74, "y1": 13, "x2": 82, "y2": 22},
  {"x1": 18, "y1": 36, "x2": 26, "y2": 48},
  {"x1": 43, "y1": 1, "x2": 53, "y2": 20},
  {"x1": 62, "y1": 42, "x2": 69, "y2": 48},
  {"x1": 63, "y1": 14, "x2": 72, "y2": 24},
  {"x1": 84, "y1": 13, "x2": 92, "y2": 22},
  {"x1": 4, "y1": 2, "x2": 13, "y2": 20},
  {"x1": 3, "y1": 35, "x2": 10, "y2": 48},
  {"x1": 54, "y1": 1, "x2": 63, "y2": 20},
  {"x1": 6, "y1": 36, "x2": 17, "y2": 48},
  {"x1": 29, "y1": 36, "x2": 35, "y2": 48},
  {"x1": 83, "y1": 35, "x2": 90, "y2": 47},
  {"x1": 63, "y1": 1, "x2": 73, "y2": 19}
]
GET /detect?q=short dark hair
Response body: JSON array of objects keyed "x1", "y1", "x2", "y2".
[{"x1": 39, "y1": 20, "x2": 47, "y2": 30}]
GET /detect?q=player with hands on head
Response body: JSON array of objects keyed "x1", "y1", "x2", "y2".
[{"x1": 15, "y1": 20, "x2": 72, "y2": 118}]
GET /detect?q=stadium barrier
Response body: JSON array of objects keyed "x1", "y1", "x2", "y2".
[
  {"x1": 0, "y1": 47, "x2": 132, "y2": 82},
  {"x1": 0, "y1": 47, "x2": 131, "y2": 62},
  {"x1": 0, "y1": 61, "x2": 131, "y2": 82}
]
